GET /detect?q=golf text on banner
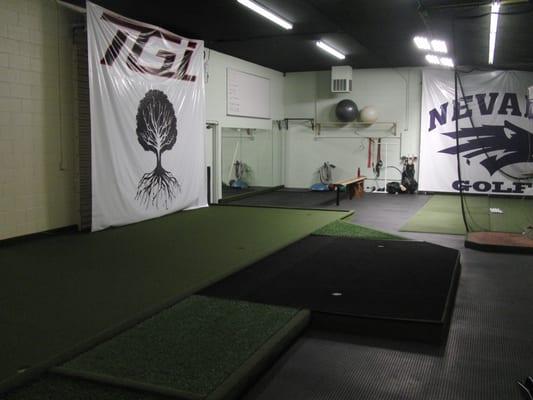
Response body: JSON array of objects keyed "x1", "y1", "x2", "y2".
[
  {"x1": 87, "y1": 2, "x2": 207, "y2": 231},
  {"x1": 419, "y1": 69, "x2": 533, "y2": 196}
]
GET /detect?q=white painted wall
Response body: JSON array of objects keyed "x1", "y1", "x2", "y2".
[
  {"x1": 283, "y1": 68, "x2": 422, "y2": 189},
  {"x1": 0, "y1": 0, "x2": 79, "y2": 240},
  {"x1": 205, "y1": 50, "x2": 285, "y2": 188}
]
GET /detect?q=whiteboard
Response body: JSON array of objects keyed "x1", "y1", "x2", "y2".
[{"x1": 227, "y1": 68, "x2": 271, "y2": 119}]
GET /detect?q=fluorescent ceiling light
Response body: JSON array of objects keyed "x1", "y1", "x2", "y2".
[
  {"x1": 440, "y1": 57, "x2": 454, "y2": 67},
  {"x1": 425, "y1": 54, "x2": 440, "y2": 65},
  {"x1": 237, "y1": 0, "x2": 293, "y2": 30},
  {"x1": 431, "y1": 39, "x2": 448, "y2": 53},
  {"x1": 316, "y1": 41, "x2": 346, "y2": 60},
  {"x1": 413, "y1": 36, "x2": 431, "y2": 50},
  {"x1": 488, "y1": 1, "x2": 500, "y2": 64}
]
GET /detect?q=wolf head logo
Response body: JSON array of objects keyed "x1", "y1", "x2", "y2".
[{"x1": 439, "y1": 120, "x2": 533, "y2": 175}]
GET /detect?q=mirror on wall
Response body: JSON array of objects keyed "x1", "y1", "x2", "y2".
[{"x1": 221, "y1": 125, "x2": 283, "y2": 200}]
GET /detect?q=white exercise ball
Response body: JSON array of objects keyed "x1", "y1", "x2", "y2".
[{"x1": 359, "y1": 106, "x2": 378, "y2": 124}]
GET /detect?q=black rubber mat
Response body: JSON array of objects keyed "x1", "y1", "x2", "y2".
[
  {"x1": 242, "y1": 251, "x2": 533, "y2": 400},
  {"x1": 202, "y1": 237, "x2": 461, "y2": 343},
  {"x1": 228, "y1": 189, "x2": 336, "y2": 208},
  {"x1": 241, "y1": 195, "x2": 533, "y2": 400},
  {"x1": 222, "y1": 186, "x2": 256, "y2": 198}
]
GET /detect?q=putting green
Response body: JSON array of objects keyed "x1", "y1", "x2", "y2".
[
  {"x1": 0, "y1": 205, "x2": 347, "y2": 383},
  {"x1": 314, "y1": 220, "x2": 406, "y2": 240},
  {"x1": 400, "y1": 195, "x2": 532, "y2": 235},
  {"x1": 56, "y1": 296, "x2": 307, "y2": 399}
]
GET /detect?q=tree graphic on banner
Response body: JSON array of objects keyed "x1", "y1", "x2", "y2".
[{"x1": 135, "y1": 89, "x2": 179, "y2": 209}]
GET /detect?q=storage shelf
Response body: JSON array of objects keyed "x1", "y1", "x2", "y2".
[{"x1": 315, "y1": 121, "x2": 397, "y2": 137}]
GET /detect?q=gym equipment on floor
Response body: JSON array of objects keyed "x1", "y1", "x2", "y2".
[{"x1": 311, "y1": 162, "x2": 336, "y2": 192}]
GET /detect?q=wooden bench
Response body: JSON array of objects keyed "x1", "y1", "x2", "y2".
[{"x1": 333, "y1": 176, "x2": 366, "y2": 206}]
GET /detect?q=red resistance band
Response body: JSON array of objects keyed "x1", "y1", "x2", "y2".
[{"x1": 367, "y1": 138, "x2": 372, "y2": 168}]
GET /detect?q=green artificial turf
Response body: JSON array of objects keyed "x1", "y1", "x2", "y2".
[
  {"x1": 0, "y1": 375, "x2": 167, "y2": 400},
  {"x1": 313, "y1": 220, "x2": 406, "y2": 240},
  {"x1": 400, "y1": 195, "x2": 533, "y2": 235},
  {"x1": 0, "y1": 205, "x2": 347, "y2": 383},
  {"x1": 59, "y1": 296, "x2": 300, "y2": 397}
]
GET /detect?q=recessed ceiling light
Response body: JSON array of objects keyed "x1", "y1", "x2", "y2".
[
  {"x1": 489, "y1": 1, "x2": 500, "y2": 64},
  {"x1": 431, "y1": 39, "x2": 448, "y2": 53},
  {"x1": 425, "y1": 54, "x2": 440, "y2": 65},
  {"x1": 440, "y1": 57, "x2": 454, "y2": 67},
  {"x1": 316, "y1": 41, "x2": 346, "y2": 60},
  {"x1": 237, "y1": 0, "x2": 293, "y2": 30},
  {"x1": 413, "y1": 36, "x2": 431, "y2": 50}
]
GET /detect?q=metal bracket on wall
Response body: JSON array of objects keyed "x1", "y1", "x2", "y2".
[
  {"x1": 282, "y1": 118, "x2": 315, "y2": 131},
  {"x1": 223, "y1": 128, "x2": 256, "y2": 140}
]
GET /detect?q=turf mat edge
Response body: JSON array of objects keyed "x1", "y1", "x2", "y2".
[
  {"x1": 205, "y1": 308, "x2": 309, "y2": 400},
  {"x1": 0, "y1": 374, "x2": 171, "y2": 400},
  {"x1": 313, "y1": 220, "x2": 406, "y2": 240},
  {"x1": 51, "y1": 368, "x2": 200, "y2": 400},
  {"x1": 57, "y1": 296, "x2": 307, "y2": 398}
]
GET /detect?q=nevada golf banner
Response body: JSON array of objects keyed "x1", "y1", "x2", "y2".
[
  {"x1": 419, "y1": 69, "x2": 533, "y2": 196},
  {"x1": 87, "y1": 2, "x2": 206, "y2": 231}
]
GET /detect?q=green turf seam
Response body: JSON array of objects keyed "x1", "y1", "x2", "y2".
[
  {"x1": 0, "y1": 374, "x2": 174, "y2": 400},
  {"x1": 0, "y1": 289, "x2": 198, "y2": 396},
  {"x1": 215, "y1": 203, "x2": 354, "y2": 214},
  {"x1": 206, "y1": 309, "x2": 310, "y2": 400},
  {"x1": 51, "y1": 367, "x2": 201, "y2": 400},
  {"x1": 218, "y1": 186, "x2": 284, "y2": 203},
  {"x1": 339, "y1": 211, "x2": 355, "y2": 220},
  {"x1": 351, "y1": 224, "x2": 407, "y2": 240}
]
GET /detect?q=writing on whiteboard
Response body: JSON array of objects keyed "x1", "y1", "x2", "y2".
[{"x1": 226, "y1": 68, "x2": 270, "y2": 119}]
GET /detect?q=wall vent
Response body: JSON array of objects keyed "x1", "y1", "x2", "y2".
[{"x1": 331, "y1": 66, "x2": 353, "y2": 93}]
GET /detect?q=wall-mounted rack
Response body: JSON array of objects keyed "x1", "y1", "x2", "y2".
[
  {"x1": 222, "y1": 128, "x2": 256, "y2": 139},
  {"x1": 315, "y1": 121, "x2": 397, "y2": 137}
]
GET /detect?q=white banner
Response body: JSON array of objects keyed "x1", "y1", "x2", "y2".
[
  {"x1": 88, "y1": 2, "x2": 207, "y2": 231},
  {"x1": 419, "y1": 69, "x2": 533, "y2": 196}
]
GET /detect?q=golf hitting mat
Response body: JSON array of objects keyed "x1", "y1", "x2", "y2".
[
  {"x1": 1, "y1": 296, "x2": 309, "y2": 400},
  {"x1": 202, "y1": 236, "x2": 461, "y2": 343}
]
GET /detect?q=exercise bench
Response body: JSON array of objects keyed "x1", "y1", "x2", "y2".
[{"x1": 333, "y1": 176, "x2": 366, "y2": 206}]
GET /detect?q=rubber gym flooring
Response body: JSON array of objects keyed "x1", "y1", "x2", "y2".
[
  {"x1": 221, "y1": 186, "x2": 278, "y2": 201},
  {"x1": 203, "y1": 236, "x2": 460, "y2": 343},
  {"x1": 226, "y1": 188, "x2": 337, "y2": 208},
  {"x1": 0, "y1": 205, "x2": 349, "y2": 384}
]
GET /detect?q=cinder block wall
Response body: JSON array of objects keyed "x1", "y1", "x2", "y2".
[{"x1": 0, "y1": 0, "x2": 80, "y2": 240}]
